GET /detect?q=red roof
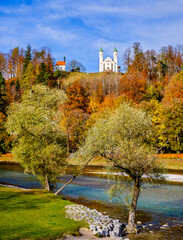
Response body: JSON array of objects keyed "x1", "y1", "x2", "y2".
[{"x1": 56, "y1": 61, "x2": 65, "y2": 66}]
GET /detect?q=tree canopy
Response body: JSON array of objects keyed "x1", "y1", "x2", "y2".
[
  {"x1": 6, "y1": 85, "x2": 67, "y2": 190},
  {"x1": 76, "y1": 102, "x2": 163, "y2": 233},
  {"x1": 0, "y1": 43, "x2": 182, "y2": 154}
]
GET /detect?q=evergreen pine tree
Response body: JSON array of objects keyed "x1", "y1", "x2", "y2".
[{"x1": 22, "y1": 44, "x2": 32, "y2": 75}]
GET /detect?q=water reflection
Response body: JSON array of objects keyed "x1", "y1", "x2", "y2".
[{"x1": 0, "y1": 162, "x2": 42, "y2": 189}]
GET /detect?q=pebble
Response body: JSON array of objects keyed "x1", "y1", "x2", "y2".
[
  {"x1": 65, "y1": 204, "x2": 129, "y2": 239},
  {"x1": 65, "y1": 204, "x2": 173, "y2": 239}
]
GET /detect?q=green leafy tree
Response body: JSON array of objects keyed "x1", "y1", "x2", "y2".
[
  {"x1": 6, "y1": 85, "x2": 67, "y2": 191},
  {"x1": 21, "y1": 44, "x2": 33, "y2": 90},
  {"x1": 36, "y1": 62, "x2": 50, "y2": 85},
  {"x1": 162, "y1": 99, "x2": 183, "y2": 153},
  {"x1": 76, "y1": 103, "x2": 163, "y2": 233},
  {"x1": 21, "y1": 62, "x2": 34, "y2": 90},
  {"x1": 16, "y1": 79, "x2": 20, "y2": 91},
  {"x1": 54, "y1": 69, "x2": 63, "y2": 89}
]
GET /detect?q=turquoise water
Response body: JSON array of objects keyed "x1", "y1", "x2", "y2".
[
  {"x1": 0, "y1": 163, "x2": 42, "y2": 189},
  {"x1": 57, "y1": 175, "x2": 183, "y2": 220},
  {"x1": 0, "y1": 163, "x2": 183, "y2": 224}
]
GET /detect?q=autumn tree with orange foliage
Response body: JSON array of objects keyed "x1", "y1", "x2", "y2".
[
  {"x1": 0, "y1": 73, "x2": 13, "y2": 153},
  {"x1": 88, "y1": 94, "x2": 101, "y2": 114},
  {"x1": 119, "y1": 68, "x2": 146, "y2": 102},
  {"x1": 163, "y1": 70, "x2": 183, "y2": 103},
  {"x1": 0, "y1": 112, "x2": 12, "y2": 153},
  {"x1": 87, "y1": 87, "x2": 104, "y2": 114},
  {"x1": 61, "y1": 80, "x2": 91, "y2": 152},
  {"x1": 59, "y1": 105, "x2": 89, "y2": 153},
  {"x1": 5, "y1": 77, "x2": 22, "y2": 103},
  {"x1": 160, "y1": 71, "x2": 183, "y2": 152},
  {"x1": 66, "y1": 80, "x2": 90, "y2": 112}
]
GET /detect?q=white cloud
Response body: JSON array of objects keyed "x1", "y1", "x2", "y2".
[
  {"x1": 77, "y1": 0, "x2": 183, "y2": 19},
  {"x1": 0, "y1": 0, "x2": 183, "y2": 72},
  {"x1": 36, "y1": 24, "x2": 78, "y2": 44}
]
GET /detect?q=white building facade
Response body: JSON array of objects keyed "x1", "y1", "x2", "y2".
[
  {"x1": 55, "y1": 61, "x2": 66, "y2": 71},
  {"x1": 99, "y1": 48, "x2": 118, "y2": 72}
]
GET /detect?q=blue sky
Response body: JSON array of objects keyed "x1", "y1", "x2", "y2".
[{"x1": 0, "y1": 0, "x2": 183, "y2": 72}]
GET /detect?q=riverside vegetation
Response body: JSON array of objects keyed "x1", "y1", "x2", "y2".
[
  {"x1": 0, "y1": 42, "x2": 182, "y2": 238},
  {"x1": 6, "y1": 84, "x2": 163, "y2": 234}
]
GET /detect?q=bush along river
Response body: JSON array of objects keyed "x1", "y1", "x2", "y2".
[{"x1": 0, "y1": 162, "x2": 183, "y2": 240}]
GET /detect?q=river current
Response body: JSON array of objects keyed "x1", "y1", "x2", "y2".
[{"x1": 0, "y1": 163, "x2": 183, "y2": 240}]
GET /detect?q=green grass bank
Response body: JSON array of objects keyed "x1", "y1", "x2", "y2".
[{"x1": 0, "y1": 186, "x2": 86, "y2": 240}]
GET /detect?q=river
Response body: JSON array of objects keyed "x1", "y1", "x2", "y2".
[{"x1": 0, "y1": 163, "x2": 183, "y2": 240}]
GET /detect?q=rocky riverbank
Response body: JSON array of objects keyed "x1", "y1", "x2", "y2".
[
  {"x1": 65, "y1": 204, "x2": 130, "y2": 239},
  {"x1": 65, "y1": 204, "x2": 172, "y2": 239}
]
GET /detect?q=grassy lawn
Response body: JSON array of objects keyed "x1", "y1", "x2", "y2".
[{"x1": 0, "y1": 186, "x2": 86, "y2": 240}]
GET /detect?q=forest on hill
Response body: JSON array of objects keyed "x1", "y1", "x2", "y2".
[{"x1": 0, "y1": 42, "x2": 183, "y2": 154}]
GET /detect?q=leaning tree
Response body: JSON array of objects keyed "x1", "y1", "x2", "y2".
[
  {"x1": 76, "y1": 102, "x2": 163, "y2": 233},
  {"x1": 6, "y1": 84, "x2": 67, "y2": 191}
]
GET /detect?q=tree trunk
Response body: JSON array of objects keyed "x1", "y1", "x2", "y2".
[
  {"x1": 57, "y1": 79, "x2": 60, "y2": 89},
  {"x1": 55, "y1": 175, "x2": 76, "y2": 195},
  {"x1": 45, "y1": 174, "x2": 50, "y2": 191},
  {"x1": 66, "y1": 130, "x2": 70, "y2": 155},
  {"x1": 67, "y1": 138, "x2": 69, "y2": 155},
  {"x1": 55, "y1": 158, "x2": 93, "y2": 195},
  {"x1": 126, "y1": 177, "x2": 140, "y2": 234}
]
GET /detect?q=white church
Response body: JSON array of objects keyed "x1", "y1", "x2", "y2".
[{"x1": 99, "y1": 47, "x2": 120, "y2": 72}]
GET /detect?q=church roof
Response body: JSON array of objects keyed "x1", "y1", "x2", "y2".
[
  {"x1": 99, "y1": 47, "x2": 103, "y2": 52},
  {"x1": 114, "y1": 47, "x2": 118, "y2": 52},
  {"x1": 56, "y1": 61, "x2": 65, "y2": 66}
]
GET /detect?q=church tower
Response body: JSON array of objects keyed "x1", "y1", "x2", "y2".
[
  {"x1": 99, "y1": 48, "x2": 103, "y2": 72},
  {"x1": 113, "y1": 47, "x2": 118, "y2": 72},
  {"x1": 99, "y1": 48, "x2": 119, "y2": 72}
]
